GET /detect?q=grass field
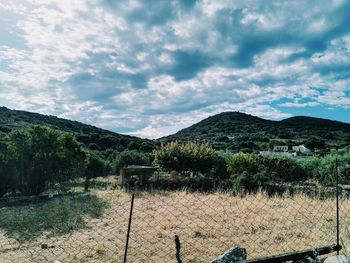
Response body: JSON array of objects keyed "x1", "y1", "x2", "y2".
[{"x1": 1, "y1": 189, "x2": 350, "y2": 263}]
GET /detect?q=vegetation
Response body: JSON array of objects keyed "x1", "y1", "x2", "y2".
[
  {"x1": 1, "y1": 107, "x2": 350, "y2": 197},
  {"x1": 226, "y1": 153, "x2": 309, "y2": 192},
  {"x1": 153, "y1": 141, "x2": 224, "y2": 177},
  {"x1": 112, "y1": 150, "x2": 151, "y2": 173},
  {"x1": 0, "y1": 106, "x2": 155, "y2": 153},
  {"x1": 2, "y1": 126, "x2": 86, "y2": 195},
  {"x1": 0, "y1": 124, "x2": 155, "y2": 196},
  {"x1": 298, "y1": 153, "x2": 350, "y2": 186},
  {"x1": 84, "y1": 152, "x2": 107, "y2": 191},
  {"x1": 161, "y1": 112, "x2": 350, "y2": 152}
]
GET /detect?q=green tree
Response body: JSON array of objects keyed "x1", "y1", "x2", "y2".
[
  {"x1": 113, "y1": 150, "x2": 151, "y2": 173},
  {"x1": 127, "y1": 141, "x2": 139, "y2": 151},
  {"x1": 0, "y1": 137, "x2": 15, "y2": 196},
  {"x1": 226, "y1": 153, "x2": 259, "y2": 175},
  {"x1": 305, "y1": 137, "x2": 326, "y2": 150},
  {"x1": 153, "y1": 141, "x2": 217, "y2": 176},
  {"x1": 139, "y1": 142, "x2": 155, "y2": 153},
  {"x1": 7, "y1": 126, "x2": 86, "y2": 195},
  {"x1": 84, "y1": 152, "x2": 106, "y2": 191}
]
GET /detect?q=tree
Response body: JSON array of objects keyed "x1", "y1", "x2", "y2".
[
  {"x1": 84, "y1": 152, "x2": 106, "y2": 191},
  {"x1": 7, "y1": 125, "x2": 86, "y2": 195},
  {"x1": 127, "y1": 141, "x2": 139, "y2": 151},
  {"x1": 305, "y1": 137, "x2": 326, "y2": 150},
  {"x1": 0, "y1": 138, "x2": 15, "y2": 196},
  {"x1": 139, "y1": 142, "x2": 155, "y2": 153},
  {"x1": 153, "y1": 141, "x2": 217, "y2": 176},
  {"x1": 113, "y1": 150, "x2": 151, "y2": 173}
]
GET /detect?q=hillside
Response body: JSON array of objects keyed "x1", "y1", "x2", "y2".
[
  {"x1": 160, "y1": 112, "x2": 350, "y2": 151},
  {"x1": 1, "y1": 107, "x2": 349, "y2": 153},
  {"x1": 0, "y1": 107, "x2": 154, "y2": 152}
]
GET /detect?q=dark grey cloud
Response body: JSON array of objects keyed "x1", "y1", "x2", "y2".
[{"x1": 169, "y1": 50, "x2": 211, "y2": 80}]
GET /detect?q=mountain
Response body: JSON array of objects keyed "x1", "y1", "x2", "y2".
[
  {"x1": 160, "y1": 112, "x2": 350, "y2": 151},
  {"x1": 281, "y1": 116, "x2": 350, "y2": 129},
  {"x1": 1, "y1": 107, "x2": 349, "y2": 153},
  {"x1": 0, "y1": 107, "x2": 154, "y2": 152}
]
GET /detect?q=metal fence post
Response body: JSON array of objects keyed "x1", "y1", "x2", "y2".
[
  {"x1": 175, "y1": 235, "x2": 183, "y2": 263},
  {"x1": 336, "y1": 158, "x2": 340, "y2": 255},
  {"x1": 124, "y1": 193, "x2": 135, "y2": 263}
]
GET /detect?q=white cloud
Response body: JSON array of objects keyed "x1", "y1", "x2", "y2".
[{"x1": 0, "y1": 0, "x2": 350, "y2": 138}]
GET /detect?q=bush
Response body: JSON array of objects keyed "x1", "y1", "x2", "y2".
[
  {"x1": 7, "y1": 125, "x2": 86, "y2": 195},
  {"x1": 84, "y1": 152, "x2": 107, "y2": 191},
  {"x1": 226, "y1": 153, "x2": 259, "y2": 175},
  {"x1": 304, "y1": 137, "x2": 326, "y2": 150},
  {"x1": 211, "y1": 151, "x2": 230, "y2": 180},
  {"x1": 231, "y1": 171, "x2": 268, "y2": 193},
  {"x1": 113, "y1": 150, "x2": 151, "y2": 173},
  {"x1": 0, "y1": 139, "x2": 15, "y2": 196},
  {"x1": 127, "y1": 141, "x2": 139, "y2": 151},
  {"x1": 258, "y1": 155, "x2": 308, "y2": 182},
  {"x1": 153, "y1": 141, "x2": 217, "y2": 176},
  {"x1": 227, "y1": 153, "x2": 309, "y2": 191},
  {"x1": 298, "y1": 153, "x2": 350, "y2": 186},
  {"x1": 139, "y1": 142, "x2": 155, "y2": 153}
]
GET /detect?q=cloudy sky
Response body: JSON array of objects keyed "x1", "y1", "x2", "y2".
[{"x1": 0, "y1": 0, "x2": 350, "y2": 138}]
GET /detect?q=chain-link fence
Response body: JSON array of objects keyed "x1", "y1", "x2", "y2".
[{"x1": 1, "y1": 179, "x2": 350, "y2": 262}]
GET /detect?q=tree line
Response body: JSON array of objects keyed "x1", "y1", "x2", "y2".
[{"x1": 1, "y1": 125, "x2": 349, "y2": 197}]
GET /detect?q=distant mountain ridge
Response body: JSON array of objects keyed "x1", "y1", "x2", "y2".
[
  {"x1": 0, "y1": 107, "x2": 349, "y2": 152},
  {"x1": 0, "y1": 106, "x2": 153, "y2": 152},
  {"x1": 281, "y1": 116, "x2": 350, "y2": 129},
  {"x1": 161, "y1": 112, "x2": 350, "y2": 151}
]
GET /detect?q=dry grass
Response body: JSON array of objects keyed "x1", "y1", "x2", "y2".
[{"x1": 1, "y1": 189, "x2": 350, "y2": 263}]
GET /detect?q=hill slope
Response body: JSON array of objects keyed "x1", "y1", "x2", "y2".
[
  {"x1": 0, "y1": 107, "x2": 154, "y2": 152},
  {"x1": 160, "y1": 112, "x2": 350, "y2": 151}
]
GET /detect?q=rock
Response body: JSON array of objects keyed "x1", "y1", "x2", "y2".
[
  {"x1": 211, "y1": 246, "x2": 247, "y2": 263},
  {"x1": 41, "y1": 244, "x2": 55, "y2": 249},
  {"x1": 41, "y1": 244, "x2": 48, "y2": 249},
  {"x1": 324, "y1": 255, "x2": 348, "y2": 263}
]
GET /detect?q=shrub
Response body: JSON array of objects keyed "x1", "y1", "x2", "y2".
[
  {"x1": 304, "y1": 137, "x2": 326, "y2": 150},
  {"x1": 84, "y1": 152, "x2": 107, "y2": 191},
  {"x1": 7, "y1": 125, "x2": 86, "y2": 195},
  {"x1": 153, "y1": 141, "x2": 217, "y2": 176},
  {"x1": 0, "y1": 139, "x2": 15, "y2": 196},
  {"x1": 127, "y1": 141, "x2": 139, "y2": 151},
  {"x1": 227, "y1": 153, "x2": 309, "y2": 191},
  {"x1": 226, "y1": 153, "x2": 259, "y2": 175},
  {"x1": 298, "y1": 153, "x2": 350, "y2": 186},
  {"x1": 258, "y1": 155, "x2": 308, "y2": 182},
  {"x1": 231, "y1": 171, "x2": 268, "y2": 193},
  {"x1": 211, "y1": 151, "x2": 230, "y2": 180},
  {"x1": 139, "y1": 142, "x2": 155, "y2": 153},
  {"x1": 113, "y1": 150, "x2": 151, "y2": 173}
]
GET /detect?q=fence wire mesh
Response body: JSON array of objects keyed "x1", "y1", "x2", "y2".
[
  {"x1": 0, "y1": 191, "x2": 131, "y2": 263},
  {"x1": 127, "y1": 189, "x2": 347, "y2": 262},
  {"x1": 0, "y1": 182, "x2": 350, "y2": 262}
]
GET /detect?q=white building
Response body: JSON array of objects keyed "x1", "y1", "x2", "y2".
[
  {"x1": 292, "y1": 145, "x2": 312, "y2": 155},
  {"x1": 273, "y1": 146, "x2": 289, "y2": 152}
]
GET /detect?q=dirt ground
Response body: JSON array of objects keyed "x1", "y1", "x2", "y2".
[{"x1": 1, "y1": 189, "x2": 349, "y2": 263}]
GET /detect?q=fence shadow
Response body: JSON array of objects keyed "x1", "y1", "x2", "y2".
[{"x1": 0, "y1": 194, "x2": 108, "y2": 242}]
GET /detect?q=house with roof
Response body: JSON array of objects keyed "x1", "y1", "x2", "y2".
[
  {"x1": 273, "y1": 145, "x2": 289, "y2": 152},
  {"x1": 292, "y1": 145, "x2": 312, "y2": 156}
]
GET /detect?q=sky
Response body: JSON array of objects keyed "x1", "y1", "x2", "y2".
[{"x1": 0, "y1": 0, "x2": 350, "y2": 139}]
